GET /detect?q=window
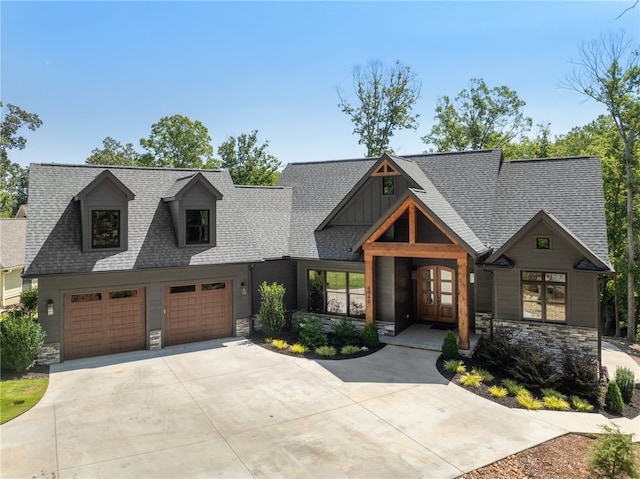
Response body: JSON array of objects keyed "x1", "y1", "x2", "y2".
[
  {"x1": 186, "y1": 209, "x2": 210, "y2": 244},
  {"x1": 109, "y1": 290, "x2": 138, "y2": 299},
  {"x1": 71, "y1": 292, "x2": 102, "y2": 302},
  {"x1": 91, "y1": 210, "x2": 120, "y2": 248},
  {"x1": 382, "y1": 176, "x2": 395, "y2": 196},
  {"x1": 202, "y1": 282, "x2": 225, "y2": 291},
  {"x1": 536, "y1": 237, "x2": 550, "y2": 250},
  {"x1": 521, "y1": 271, "x2": 566, "y2": 322},
  {"x1": 307, "y1": 270, "x2": 365, "y2": 317},
  {"x1": 170, "y1": 285, "x2": 196, "y2": 294}
]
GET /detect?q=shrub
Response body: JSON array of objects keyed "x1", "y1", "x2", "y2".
[
  {"x1": 604, "y1": 380, "x2": 624, "y2": 414},
  {"x1": 588, "y1": 424, "x2": 639, "y2": 479},
  {"x1": 271, "y1": 339, "x2": 288, "y2": 350},
  {"x1": 315, "y1": 345, "x2": 337, "y2": 357},
  {"x1": 441, "y1": 330, "x2": 458, "y2": 360},
  {"x1": 0, "y1": 312, "x2": 46, "y2": 373},
  {"x1": 507, "y1": 342, "x2": 561, "y2": 393},
  {"x1": 294, "y1": 315, "x2": 328, "y2": 349},
  {"x1": 20, "y1": 288, "x2": 38, "y2": 318},
  {"x1": 540, "y1": 388, "x2": 567, "y2": 401},
  {"x1": 559, "y1": 345, "x2": 601, "y2": 404},
  {"x1": 258, "y1": 282, "x2": 286, "y2": 337},
  {"x1": 478, "y1": 329, "x2": 517, "y2": 372},
  {"x1": 502, "y1": 378, "x2": 526, "y2": 396},
  {"x1": 443, "y1": 359, "x2": 466, "y2": 374},
  {"x1": 615, "y1": 366, "x2": 635, "y2": 404},
  {"x1": 340, "y1": 345, "x2": 361, "y2": 355},
  {"x1": 459, "y1": 373, "x2": 482, "y2": 388},
  {"x1": 488, "y1": 385, "x2": 508, "y2": 398},
  {"x1": 331, "y1": 317, "x2": 361, "y2": 348},
  {"x1": 361, "y1": 323, "x2": 380, "y2": 348},
  {"x1": 570, "y1": 395, "x2": 594, "y2": 412},
  {"x1": 290, "y1": 343, "x2": 307, "y2": 354},
  {"x1": 516, "y1": 391, "x2": 543, "y2": 410},
  {"x1": 543, "y1": 396, "x2": 570, "y2": 411},
  {"x1": 471, "y1": 368, "x2": 494, "y2": 383}
]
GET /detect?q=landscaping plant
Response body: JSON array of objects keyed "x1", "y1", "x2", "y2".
[
  {"x1": 540, "y1": 388, "x2": 567, "y2": 401},
  {"x1": 443, "y1": 359, "x2": 466, "y2": 374},
  {"x1": 315, "y1": 345, "x2": 337, "y2": 357},
  {"x1": 331, "y1": 317, "x2": 361, "y2": 347},
  {"x1": 340, "y1": 345, "x2": 361, "y2": 355},
  {"x1": 478, "y1": 329, "x2": 517, "y2": 372},
  {"x1": 258, "y1": 282, "x2": 286, "y2": 337},
  {"x1": 294, "y1": 315, "x2": 328, "y2": 349},
  {"x1": 502, "y1": 378, "x2": 526, "y2": 396},
  {"x1": 604, "y1": 380, "x2": 624, "y2": 414},
  {"x1": 615, "y1": 366, "x2": 635, "y2": 404},
  {"x1": 488, "y1": 385, "x2": 508, "y2": 398},
  {"x1": 570, "y1": 395, "x2": 594, "y2": 412},
  {"x1": 588, "y1": 424, "x2": 639, "y2": 479},
  {"x1": 441, "y1": 330, "x2": 458, "y2": 360},
  {"x1": 361, "y1": 323, "x2": 380, "y2": 348},
  {"x1": 290, "y1": 343, "x2": 307, "y2": 354},
  {"x1": 507, "y1": 342, "x2": 561, "y2": 393},
  {"x1": 470, "y1": 367, "x2": 494, "y2": 383},
  {"x1": 271, "y1": 339, "x2": 288, "y2": 350},
  {"x1": 19, "y1": 288, "x2": 38, "y2": 319},
  {"x1": 542, "y1": 395, "x2": 571, "y2": 411},
  {"x1": 559, "y1": 345, "x2": 601, "y2": 404},
  {"x1": 0, "y1": 312, "x2": 46, "y2": 373},
  {"x1": 459, "y1": 373, "x2": 482, "y2": 388},
  {"x1": 515, "y1": 390, "x2": 543, "y2": 410}
]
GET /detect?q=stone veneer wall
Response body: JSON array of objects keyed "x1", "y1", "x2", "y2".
[
  {"x1": 149, "y1": 329, "x2": 162, "y2": 350},
  {"x1": 475, "y1": 315, "x2": 599, "y2": 367},
  {"x1": 37, "y1": 342, "x2": 60, "y2": 365},
  {"x1": 289, "y1": 311, "x2": 395, "y2": 337},
  {"x1": 235, "y1": 318, "x2": 251, "y2": 337}
]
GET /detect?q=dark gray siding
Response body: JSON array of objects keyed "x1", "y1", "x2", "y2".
[
  {"x1": 493, "y1": 221, "x2": 599, "y2": 327},
  {"x1": 475, "y1": 267, "x2": 493, "y2": 313},
  {"x1": 38, "y1": 263, "x2": 251, "y2": 359},
  {"x1": 330, "y1": 175, "x2": 411, "y2": 226},
  {"x1": 394, "y1": 258, "x2": 412, "y2": 332},
  {"x1": 251, "y1": 260, "x2": 297, "y2": 314},
  {"x1": 375, "y1": 256, "x2": 395, "y2": 322},
  {"x1": 416, "y1": 215, "x2": 451, "y2": 243}
]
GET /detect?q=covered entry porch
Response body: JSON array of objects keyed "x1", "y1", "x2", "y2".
[{"x1": 381, "y1": 323, "x2": 482, "y2": 357}]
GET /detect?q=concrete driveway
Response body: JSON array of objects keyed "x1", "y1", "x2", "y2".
[{"x1": 0, "y1": 339, "x2": 593, "y2": 478}]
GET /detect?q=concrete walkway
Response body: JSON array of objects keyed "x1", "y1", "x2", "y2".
[{"x1": 1, "y1": 339, "x2": 638, "y2": 479}]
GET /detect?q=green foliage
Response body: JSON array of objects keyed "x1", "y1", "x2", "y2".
[
  {"x1": 615, "y1": 366, "x2": 635, "y2": 404},
  {"x1": 258, "y1": 282, "x2": 286, "y2": 338},
  {"x1": 571, "y1": 395, "x2": 594, "y2": 412},
  {"x1": 139, "y1": 114, "x2": 219, "y2": 168},
  {"x1": 502, "y1": 379, "x2": 526, "y2": 396},
  {"x1": 488, "y1": 385, "x2": 508, "y2": 398},
  {"x1": 478, "y1": 329, "x2": 517, "y2": 373},
  {"x1": 443, "y1": 359, "x2": 466, "y2": 374},
  {"x1": 340, "y1": 345, "x2": 361, "y2": 355},
  {"x1": 604, "y1": 380, "x2": 625, "y2": 414},
  {"x1": 271, "y1": 339, "x2": 288, "y2": 350},
  {"x1": 588, "y1": 424, "x2": 639, "y2": 479},
  {"x1": 471, "y1": 368, "x2": 494, "y2": 383},
  {"x1": 516, "y1": 391, "x2": 543, "y2": 410},
  {"x1": 559, "y1": 345, "x2": 601, "y2": 404},
  {"x1": 543, "y1": 395, "x2": 570, "y2": 411},
  {"x1": 361, "y1": 323, "x2": 380, "y2": 348},
  {"x1": 507, "y1": 343, "x2": 561, "y2": 393},
  {"x1": 331, "y1": 317, "x2": 361, "y2": 348},
  {"x1": 315, "y1": 345, "x2": 337, "y2": 357},
  {"x1": 337, "y1": 60, "x2": 421, "y2": 157},
  {"x1": 290, "y1": 343, "x2": 307, "y2": 354},
  {"x1": 293, "y1": 314, "x2": 328, "y2": 350},
  {"x1": 540, "y1": 388, "x2": 568, "y2": 401},
  {"x1": 422, "y1": 77, "x2": 532, "y2": 152},
  {"x1": 218, "y1": 130, "x2": 281, "y2": 185},
  {"x1": 86, "y1": 136, "x2": 141, "y2": 166},
  {"x1": 0, "y1": 312, "x2": 46, "y2": 373},
  {"x1": 19, "y1": 288, "x2": 38, "y2": 318},
  {"x1": 441, "y1": 330, "x2": 458, "y2": 360},
  {"x1": 459, "y1": 373, "x2": 482, "y2": 388}
]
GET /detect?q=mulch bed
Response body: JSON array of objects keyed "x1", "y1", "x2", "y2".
[
  {"x1": 1, "y1": 363, "x2": 50, "y2": 381},
  {"x1": 435, "y1": 354, "x2": 640, "y2": 420}
]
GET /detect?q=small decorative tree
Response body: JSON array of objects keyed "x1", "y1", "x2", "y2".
[
  {"x1": 20, "y1": 288, "x2": 38, "y2": 319},
  {"x1": 588, "y1": 424, "x2": 639, "y2": 479},
  {"x1": 258, "y1": 282, "x2": 286, "y2": 337},
  {"x1": 604, "y1": 380, "x2": 625, "y2": 414},
  {"x1": 362, "y1": 323, "x2": 380, "y2": 348},
  {"x1": 0, "y1": 312, "x2": 47, "y2": 373},
  {"x1": 441, "y1": 330, "x2": 458, "y2": 360},
  {"x1": 615, "y1": 366, "x2": 635, "y2": 404}
]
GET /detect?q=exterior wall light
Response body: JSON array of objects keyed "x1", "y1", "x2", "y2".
[
  {"x1": 240, "y1": 282, "x2": 247, "y2": 296},
  {"x1": 47, "y1": 299, "x2": 54, "y2": 316}
]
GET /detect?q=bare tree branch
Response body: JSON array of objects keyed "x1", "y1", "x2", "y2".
[{"x1": 616, "y1": 0, "x2": 638, "y2": 19}]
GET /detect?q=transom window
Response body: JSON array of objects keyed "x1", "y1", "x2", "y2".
[
  {"x1": 91, "y1": 210, "x2": 120, "y2": 249},
  {"x1": 308, "y1": 270, "x2": 365, "y2": 318},
  {"x1": 521, "y1": 271, "x2": 566, "y2": 322},
  {"x1": 186, "y1": 209, "x2": 210, "y2": 244}
]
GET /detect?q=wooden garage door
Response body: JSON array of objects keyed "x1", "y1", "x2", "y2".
[
  {"x1": 164, "y1": 280, "x2": 232, "y2": 346},
  {"x1": 64, "y1": 287, "x2": 146, "y2": 360}
]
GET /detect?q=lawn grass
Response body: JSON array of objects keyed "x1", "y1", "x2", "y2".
[{"x1": 0, "y1": 377, "x2": 49, "y2": 424}]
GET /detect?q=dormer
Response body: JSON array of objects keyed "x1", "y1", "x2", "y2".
[
  {"x1": 74, "y1": 170, "x2": 135, "y2": 252},
  {"x1": 162, "y1": 173, "x2": 223, "y2": 247}
]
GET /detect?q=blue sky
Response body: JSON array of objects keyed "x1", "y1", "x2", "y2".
[{"x1": 2, "y1": 1, "x2": 639, "y2": 168}]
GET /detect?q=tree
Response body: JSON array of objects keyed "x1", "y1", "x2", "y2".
[
  {"x1": 502, "y1": 122, "x2": 553, "y2": 160},
  {"x1": 0, "y1": 102, "x2": 42, "y2": 217},
  {"x1": 565, "y1": 31, "x2": 640, "y2": 342},
  {"x1": 140, "y1": 114, "x2": 219, "y2": 169},
  {"x1": 86, "y1": 137, "x2": 141, "y2": 166},
  {"x1": 337, "y1": 60, "x2": 421, "y2": 157},
  {"x1": 218, "y1": 130, "x2": 281, "y2": 185},
  {"x1": 422, "y1": 78, "x2": 532, "y2": 152}
]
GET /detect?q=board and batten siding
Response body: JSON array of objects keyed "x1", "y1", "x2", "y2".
[
  {"x1": 37, "y1": 263, "x2": 251, "y2": 354},
  {"x1": 251, "y1": 259, "x2": 297, "y2": 314}
]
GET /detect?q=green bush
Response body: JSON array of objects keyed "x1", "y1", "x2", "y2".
[
  {"x1": 20, "y1": 288, "x2": 38, "y2": 318},
  {"x1": 0, "y1": 312, "x2": 46, "y2": 373},
  {"x1": 540, "y1": 388, "x2": 568, "y2": 401},
  {"x1": 471, "y1": 368, "x2": 494, "y2": 383},
  {"x1": 294, "y1": 315, "x2": 328, "y2": 349},
  {"x1": 478, "y1": 329, "x2": 518, "y2": 372},
  {"x1": 507, "y1": 342, "x2": 561, "y2": 393},
  {"x1": 441, "y1": 330, "x2": 458, "y2": 360},
  {"x1": 543, "y1": 396, "x2": 570, "y2": 411},
  {"x1": 331, "y1": 317, "x2": 361, "y2": 348},
  {"x1": 258, "y1": 282, "x2": 286, "y2": 337},
  {"x1": 516, "y1": 391, "x2": 543, "y2": 410},
  {"x1": 570, "y1": 395, "x2": 594, "y2": 412},
  {"x1": 604, "y1": 380, "x2": 625, "y2": 414},
  {"x1": 361, "y1": 323, "x2": 380, "y2": 348},
  {"x1": 488, "y1": 385, "x2": 508, "y2": 398},
  {"x1": 502, "y1": 378, "x2": 526, "y2": 396},
  {"x1": 459, "y1": 373, "x2": 482, "y2": 388},
  {"x1": 443, "y1": 359, "x2": 466, "y2": 374},
  {"x1": 559, "y1": 345, "x2": 601, "y2": 404},
  {"x1": 588, "y1": 424, "x2": 639, "y2": 479},
  {"x1": 615, "y1": 366, "x2": 635, "y2": 404},
  {"x1": 315, "y1": 345, "x2": 337, "y2": 357},
  {"x1": 340, "y1": 345, "x2": 361, "y2": 355}
]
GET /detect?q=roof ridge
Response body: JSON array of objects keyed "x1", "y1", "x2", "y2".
[
  {"x1": 507, "y1": 156, "x2": 598, "y2": 163},
  {"x1": 286, "y1": 157, "x2": 376, "y2": 166},
  {"x1": 399, "y1": 149, "x2": 502, "y2": 159},
  {"x1": 31, "y1": 163, "x2": 224, "y2": 172},
  {"x1": 234, "y1": 185, "x2": 292, "y2": 190}
]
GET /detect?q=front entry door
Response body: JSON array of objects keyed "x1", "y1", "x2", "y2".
[{"x1": 417, "y1": 266, "x2": 456, "y2": 324}]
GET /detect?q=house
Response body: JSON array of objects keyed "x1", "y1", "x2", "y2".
[
  {"x1": 0, "y1": 209, "x2": 36, "y2": 308},
  {"x1": 24, "y1": 150, "x2": 612, "y2": 364}
]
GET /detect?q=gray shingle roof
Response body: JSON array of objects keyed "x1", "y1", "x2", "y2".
[{"x1": 0, "y1": 218, "x2": 26, "y2": 269}]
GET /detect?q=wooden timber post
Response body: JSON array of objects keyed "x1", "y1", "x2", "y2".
[
  {"x1": 364, "y1": 251, "x2": 375, "y2": 324},
  {"x1": 457, "y1": 254, "x2": 469, "y2": 350}
]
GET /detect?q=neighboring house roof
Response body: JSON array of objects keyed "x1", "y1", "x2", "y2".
[
  {"x1": 0, "y1": 218, "x2": 27, "y2": 269},
  {"x1": 15, "y1": 204, "x2": 27, "y2": 218}
]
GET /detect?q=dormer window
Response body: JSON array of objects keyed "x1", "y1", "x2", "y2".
[
  {"x1": 92, "y1": 210, "x2": 121, "y2": 248},
  {"x1": 186, "y1": 209, "x2": 210, "y2": 244},
  {"x1": 382, "y1": 176, "x2": 395, "y2": 196}
]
